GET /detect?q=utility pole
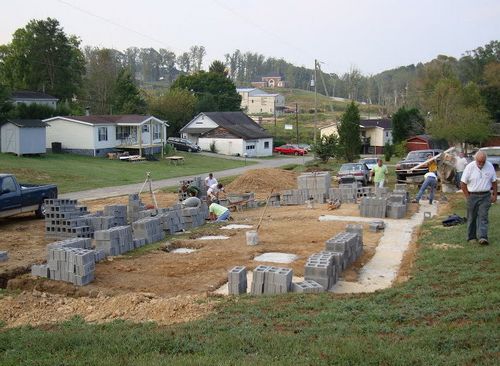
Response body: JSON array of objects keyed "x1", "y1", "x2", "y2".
[
  {"x1": 313, "y1": 59, "x2": 318, "y2": 145},
  {"x1": 273, "y1": 98, "x2": 277, "y2": 137},
  {"x1": 295, "y1": 103, "x2": 299, "y2": 145}
]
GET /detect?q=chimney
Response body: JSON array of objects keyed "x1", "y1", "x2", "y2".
[{"x1": 85, "y1": 107, "x2": 90, "y2": 116}]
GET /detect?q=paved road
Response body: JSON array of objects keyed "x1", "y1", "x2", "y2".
[{"x1": 60, "y1": 155, "x2": 313, "y2": 201}]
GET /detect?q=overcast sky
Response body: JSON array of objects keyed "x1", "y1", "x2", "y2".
[{"x1": 1, "y1": 0, "x2": 499, "y2": 75}]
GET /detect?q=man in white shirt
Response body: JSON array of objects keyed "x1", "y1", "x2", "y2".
[
  {"x1": 460, "y1": 151, "x2": 497, "y2": 245},
  {"x1": 454, "y1": 152, "x2": 468, "y2": 188},
  {"x1": 207, "y1": 183, "x2": 224, "y2": 203},
  {"x1": 413, "y1": 171, "x2": 438, "y2": 204},
  {"x1": 204, "y1": 173, "x2": 218, "y2": 189}
]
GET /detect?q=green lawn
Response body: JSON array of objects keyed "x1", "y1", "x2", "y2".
[
  {"x1": 0, "y1": 152, "x2": 252, "y2": 193},
  {"x1": 0, "y1": 197, "x2": 498, "y2": 365}
]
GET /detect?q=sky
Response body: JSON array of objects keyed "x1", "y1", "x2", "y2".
[{"x1": 0, "y1": 0, "x2": 499, "y2": 75}]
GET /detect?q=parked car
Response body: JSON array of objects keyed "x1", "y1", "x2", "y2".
[
  {"x1": 479, "y1": 146, "x2": 500, "y2": 170},
  {"x1": 337, "y1": 163, "x2": 371, "y2": 186},
  {"x1": 298, "y1": 143, "x2": 312, "y2": 152},
  {"x1": 0, "y1": 174, "x2": 58, "y2": 219},
  {"x1": 273, "y1": 144, "x2": 307, "y2": 156},
  {"x1": 167, "y1": 137, "x2": 201, "y2": 152},
  {"x1": 358, "y1": 157, "x2": 378, "y2": 170},
  {"x1": 395, "y1": 149, "x2": 443, "y2": 183}
]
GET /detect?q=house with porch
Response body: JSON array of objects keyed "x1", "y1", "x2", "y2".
[
  {"x1": 180, "y1": 112, "x2": 273, "y2": 157},
  {"x1": 43, "y1": 115, "x2": 168, "y2": 157}
]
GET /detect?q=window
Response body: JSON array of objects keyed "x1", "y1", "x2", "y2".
[
  {"x1": 153, "y1": 124, "x2": 161, "y2": 139},
  {"x1": 98, "y1": 127, "x2": 108, "y2": 141},
  {"x1": 1, "y1": 176, "x2": 16, "y2": 193},
  {"x1": 246, "y1": 145, "x2": 255, "y2": 150},
  {"x1": 264, "y1": 141, "x2": 270, "y2": 149},
  {"x1": 142, "y1": 124, "x2": 149, "y2": 133}
]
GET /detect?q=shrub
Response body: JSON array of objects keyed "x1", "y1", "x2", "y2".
[
  {"x1": 384, "y1": 143, "x2": 394, "y2": 161},
  {"x1": 163, "y1": 143, "x2": 175, "y2": 156},
  {"x1": 394, "y1": 141, "x2": 408, "y2": 158},
  {"x1": 209, "y1": 141, "x2": 217, "y2": 153}
]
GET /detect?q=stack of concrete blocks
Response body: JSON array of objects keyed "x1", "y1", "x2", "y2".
[
  {"x1": 325, "y1": 231, "x2": 362, "y2": 270},
  {"x1": 357, "y1": 186, "x2": 373, "y2": 199},
  {"x1": 268, "y1": 193, "x2": 281, "y2": 207},
  {"x1": 297, "y1": 172, "x2": 331, "y2": 203},
  {"x1": 330, "y1": 182, "x2": 359, "y2": 203},
  {"x1": 359, "y1": 197, "x2": 387, "y2": 218},
  {"x1": 94, "y1": 225, "x2": 135, "y2": 256},
  {"x1": 292, "y1": 279, "x2": 325, "y2": 293},
  {"x1": 127, "y1": 194, "x2": 145, "y2": 223},
  {"x1": 280, "y1": 189, "x2": 309, "y2": 205},
  {"x1": 156, "y1": 206, "x2": 185, "y2": 234},
  {"x1": 386, "y1": 188, "x2": 409, "y2": 219},
  {"x1": 304, "y1": 251, "x2": 339, "y2": 290},
  {"x1": 132, "y1": 216, "x2": 165, "y2": 244},
  {"x1": 250, "y1": 265, "x2": 293, "y2": 295},
  {"x1": 31, "y1": 238, "x2": 97, "y2": 286},
  {"x1": 103, "y1": 205, "x2": 127, "y2": 226},
  {"x1": 374, "y1": 187, "x2": 389, "y2": 198},
  {"x1": 181, "y1": 206, "x2": 206, "y2": 229},
  {"x1": 228, "y1": 266, "x2": 247, "y2": 295},
  {"x1": 0, "y1": 251, "x2": 8, "y2": 262},
  {"x1": 44, "y1": 199, "x2": 91, "y2": 239},
  {"x1": 178, "y1": 177, "x2": 203, "y2": 201},
  {"x1": 345, "y1": 224, "x2": 364, "y2": 259}
]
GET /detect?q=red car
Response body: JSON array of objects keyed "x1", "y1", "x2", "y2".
[{"x1": 273, "y1": 144, "x2": 307, "y2": 156}]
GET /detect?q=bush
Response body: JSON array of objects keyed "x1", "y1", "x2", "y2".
[
  {"x1": 209, "y1": 141, "x2": 217, "y2": 153},
  {"x1": 163, "y1": 143, "x2": 175, "y2": 156},
  {"x1": 394, "y1": 141, "x2": 408, "y2": 158},
  {"x1": 311, "y1": 135, "x2": 338, "y2": 163},
  {"x1": 384, "y1": 143, "x2": 394, "y2": 161}
]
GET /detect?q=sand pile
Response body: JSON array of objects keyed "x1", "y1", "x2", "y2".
[{"x1": 226, "y1": 168, "x2": 297, "y2": 195}]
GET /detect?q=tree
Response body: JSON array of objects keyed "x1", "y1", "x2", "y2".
[
  {"x1": 171, "y1": 70, "x2": 241, "y2": 112},
  {"x1": 312, "y1": 134, "x2": 338, "y2": 163},
  {"x1": 147, "y1": 89, "x2": 197, "y2": 135},
  {"x1": 338, "y1": 101, "x2": 361, "y2": 162},
  {"x1": 0, "y1": 18, "x2": 85, "y2": 100},
  {"x1": 209, "y1": 60, "x2": 227, "y2": 76},
  {"x1": 113, "y1": 69, "x2": 146, "y2": 114},
  {"x1": 0, "y1": 84, "x2": 13, "y2": 123},
  {"x1": 480, "y1": 62, "x2": 500, "y2": 122},
  {"x1": 392, "y1": 107, "x2": 425, "y2": 144},
  {"x1": 426, "y1": 79, "x2": 491, "y2": 146}
]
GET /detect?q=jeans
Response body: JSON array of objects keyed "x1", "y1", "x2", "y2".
[
  {"x1": 416, "y1": 177, "x2": 437, "y2": 203},
  {"x1": 455, "y1": 171, "x2": 463, "y2": 188},
  {"x1": 467, "y1": 192, "x2": 491, "y2": 241},
  {"x1": 216, "y1": 209, "x2": 230, "y2": 222},
  {"x1": 375, "y1": 180, "x2": 384, "y2": 188}
]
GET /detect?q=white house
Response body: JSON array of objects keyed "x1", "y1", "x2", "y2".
[
  {"x1": 43, "y1": 115, "x2": 168, "y2": 157},
  {"x1": 11, "y1": 91, "x2": 59, "y2": 109},
  {"x1": 0, "y1": 119, "x2": 47, "y2": 156},
  {"x1": 180, "y1": 112, "x2": 273, "y2": 157},
  {"x1": 237, "y1": 88, "x2": 285, "y2": 115}
]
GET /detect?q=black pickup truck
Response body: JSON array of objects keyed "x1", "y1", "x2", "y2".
[{"x1": 0, "y1": 174, "x2": 58, "y2": 219}]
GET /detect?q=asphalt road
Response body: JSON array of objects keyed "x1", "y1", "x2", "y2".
[{"x1": 60, "y1": 155, "x2": 313, "y2": 201}]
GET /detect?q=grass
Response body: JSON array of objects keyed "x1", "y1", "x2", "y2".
[
  {"x1": 0, "y1": 152, "x2": 253, "y2": 194},
  {"x1": 0, "y1": 197, "x2": 498, "y2": 365}
]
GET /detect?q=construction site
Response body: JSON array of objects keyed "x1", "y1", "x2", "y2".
[{"x1": 0, "y1": 165, "x2": 446, "y2": 328}]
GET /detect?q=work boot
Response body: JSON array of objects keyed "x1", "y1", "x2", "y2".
[{"x1": 479, "y1": 238, "x2": 489, "y2": 246}]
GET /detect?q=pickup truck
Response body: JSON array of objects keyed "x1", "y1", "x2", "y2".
[{"x1": 0, "y1": 174, "x2": 58, "y2": 219}]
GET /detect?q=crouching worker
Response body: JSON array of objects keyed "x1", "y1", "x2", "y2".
[
  {"x1": 182, "y1": 196, "x2": 201, "y2": 208},
  {"x1": 209, "y1": 202, "x2": 230, "y2": 222}
]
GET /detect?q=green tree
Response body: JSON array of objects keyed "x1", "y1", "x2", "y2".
[
  {"x1": 0, "y1": 84, "x2": 13, "y2": 122},
  {"x1": 0, "y1": 18, "x2": 85, "y2": 100},
  {"x1": 171, "y1": 70, "x2": 241, "y2": 112},
  {"x1": 312, "y1": 134, "x2": 338, "y2": 163},
  {"x1": 392, "y1": 107, "x2": 425, "y2": 143},
  {"x1": 113, "y1": 69, "x2": 146, "y2": 114},
  {"x1": 209, "y1": 60, "x2": 228, "y2": 76},
  {"x1": 338, "y1": 101, "x2": 361, "y2": 162},
  {"x1": 480, "y1": 62, "x2": 500, "y2": 122},
  {"x1": 147, "y1": 89, "x2": 197, "y2": 135},
  {"x1": 426, "y1": 79, "x2": 491, "y2": 146}
]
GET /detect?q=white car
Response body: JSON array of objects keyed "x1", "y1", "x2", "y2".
[{"x1": 358, "y1": 157, "x2": 378, "y2": 171}]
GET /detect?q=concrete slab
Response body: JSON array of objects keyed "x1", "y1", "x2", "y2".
[
  {"x1": 253, "y1": 252, "x2": 298, "y2": 264},
  {"x1": 320, "y1": 201, "x2": 438, "y2": 293},
  {"x1": 171, "y1": 248, "x2": 197, "y2": 254},
  {"x1": 196, "y1": 235, "x2": 230, "y2": 240},
  {"x1": 220, "y1": 224, "x2": 253, "y2": 230}
]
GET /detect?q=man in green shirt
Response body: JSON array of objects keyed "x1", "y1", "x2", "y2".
[
  {"x1": 209, "y1": 202, "x2": 230, "y2": 222},
  {"x1": 371, "y1": 158, "x2": 388, "y2": 188}
]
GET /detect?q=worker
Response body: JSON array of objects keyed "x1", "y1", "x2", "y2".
[
  {"x1": 426, "y1": 153, "x2": 438, "y2": 173},
  {"x1": 413, "y1": 171, "x2": 438, "y2": 204},
  {"x1": 205, "y1": 173, "x2": 218, "y2": 189},
  {"x1": 370, "y1": 158, "x2": 388, "y2": 188},
  {"x1": 181, "y1": 183, "x2": 201, "y2": 198},
  {"x1": 207, "y1": 183, "x2": 224, "y2": 203},
  {"x1": 209, "y1": 202, "x2": 230, "y2": 222}
]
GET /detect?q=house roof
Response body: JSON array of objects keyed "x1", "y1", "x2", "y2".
[
  {"x1": 184, "y1": 112, "x2": 272, "y2": 140},
  {"x1": 359, "y1": 118, "x2": 392, "y2": 129},
  {"x1": 44, "y1": 115, "x2": 168, "y2": 126},
  {"x1": 11, "y1": 91, "x2": 58, "y2": 101},
  {"x1": 2, "y1": 119, "x2": 47, "y2": 128}
]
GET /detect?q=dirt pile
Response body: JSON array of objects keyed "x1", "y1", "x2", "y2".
[
  {"x1": 0, "y1": 290, "x2": 215, "y2": 328},
  {"x1": 226, "y1": 168, "x2": 297, "y2": 195}
]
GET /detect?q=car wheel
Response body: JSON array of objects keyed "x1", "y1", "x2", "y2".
[
  {"x1": 188, "y1": 147, "x2": 192, "y2": 152},
  {"x1": 35, "y1": 200, "x2": 47, "y2": 219},
  {"x1": 396, "y1": 175, "x2": 404, "y2": 182},
  {"x1": 294, "y1": 152, "x2": 299, "y2": 156}
]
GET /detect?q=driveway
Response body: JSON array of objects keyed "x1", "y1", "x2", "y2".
[{"x1": 60, "y1": 155, "x2": 313, "y2": 201}]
